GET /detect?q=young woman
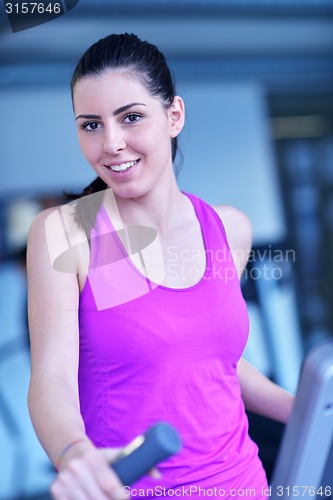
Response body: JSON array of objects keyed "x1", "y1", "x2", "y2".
[{"x1": 27, "y1": 33, "x2": 294, "y2": 499}]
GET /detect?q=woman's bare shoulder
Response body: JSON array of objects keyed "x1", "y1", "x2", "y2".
[
  {"x1": 29, "y1": 201, "x2": 81, "y2": 237},
  {"x1": 212, "y1": 205, "x2": 252, "y2": 238},
  {"x1": 211, "y1": 204, "x2": 252, "y2": 277},
  {"x1": 28, "y1": 201, "x2": 89, "y2": 277}
]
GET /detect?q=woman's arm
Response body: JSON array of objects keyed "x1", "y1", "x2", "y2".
[
  {"x1": 27, "y1": 207, "x2": 89, "y2": 464},
  {"x1": 213, "y1": 204, "x2": 295, "y2": 424},
  {"x1": 237, "y1": 358, "x2": 294, "y2": 423},
  {"x1": 27, "y1": 207, "x2": 128, "y2": 498}
]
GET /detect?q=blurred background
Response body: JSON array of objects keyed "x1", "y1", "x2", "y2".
[{"x1": 1, "y1": 0, "x2": 333, "y2": 497}]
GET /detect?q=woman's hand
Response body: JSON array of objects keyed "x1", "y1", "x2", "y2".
[{"x1": 50, "y1": 447, "x2": 130, "y2": 500}]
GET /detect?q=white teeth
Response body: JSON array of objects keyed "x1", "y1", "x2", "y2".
[{"x1": 109, "y1": 160, "x2": 137, "y2": 172}]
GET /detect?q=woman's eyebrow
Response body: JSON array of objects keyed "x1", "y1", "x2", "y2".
[
  {"x1": 75, "y1": 103, "x2": 146, "y2": 121},
  {"x1": 75, "y1": 113, "x2": 101, "y2": 121},
  {"x1": 113, "y1": 102, "x2": 146, "y2": 116}
]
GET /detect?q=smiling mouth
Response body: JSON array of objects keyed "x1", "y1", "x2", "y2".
[{"x1": 106, "y1": 159, "x2": 139, "y2": 172}]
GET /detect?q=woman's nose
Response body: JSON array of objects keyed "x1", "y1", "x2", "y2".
[{"x1": 103, "y1": 125, "x2": 126, "y2": 154}]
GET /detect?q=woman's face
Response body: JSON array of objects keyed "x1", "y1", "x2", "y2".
[{"x1": 73, "y1": 70, "x2": 184, "y2": 199}]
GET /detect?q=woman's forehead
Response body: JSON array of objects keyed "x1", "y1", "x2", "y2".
[
  {"x1": 73, "y1": 70, "x2": 165, "y2": 114},
  {"x1": 74, "y1": 70, "x2": 147, "y2": 96}
]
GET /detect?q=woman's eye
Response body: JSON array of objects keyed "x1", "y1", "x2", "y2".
[
  {"x1": 82, "y1": 122, "x2": 100, "y2": 132},
  {"x1": 123, "y1": 113, "x2": 142, "y2": 124}
]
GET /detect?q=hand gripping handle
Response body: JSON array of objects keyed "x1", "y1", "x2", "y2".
[{"x1": 111, "y1": 422, "x2": 182, "y2": 486}]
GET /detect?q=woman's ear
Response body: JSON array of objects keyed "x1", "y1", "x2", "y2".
[{"x1": 168, "y1": 96, "x2": 185, "y2": 138}]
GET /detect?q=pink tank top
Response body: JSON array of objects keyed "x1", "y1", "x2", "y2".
[{"x1": 78, "y1": 192, "x2": 268, "y2": 498}]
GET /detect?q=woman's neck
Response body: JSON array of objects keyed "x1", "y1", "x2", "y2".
[{"x1": 112, "y1": 178, "x2": 187, "y2": 237}]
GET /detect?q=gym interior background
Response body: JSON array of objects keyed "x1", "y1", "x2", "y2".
[{"x1": 1, "y1": 0, "x2": 333, "y2": 497}]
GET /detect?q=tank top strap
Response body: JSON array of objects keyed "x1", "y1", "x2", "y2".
[
  {"x1": 182, "y1": 191, "x2": 233, "y2": 258},
  {"x1": 182, "y1": 192, "x2": 239, "y2": 284},
  {"x1": 88, "y1": 204, "x2": 125, "y2": 271}
]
